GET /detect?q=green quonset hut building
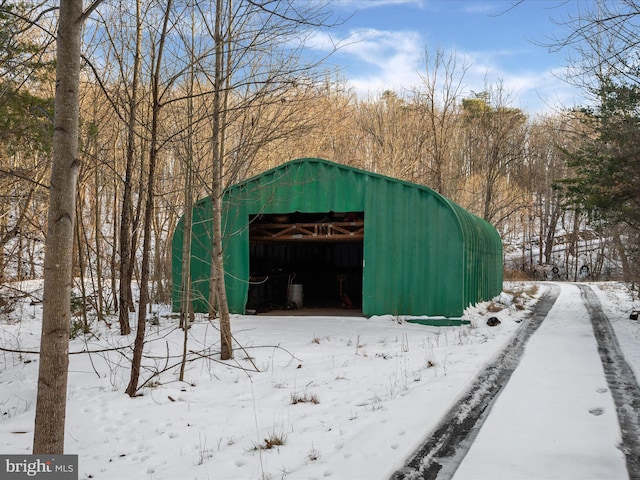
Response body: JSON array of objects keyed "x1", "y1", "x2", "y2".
[{"x1": 172, "y1": 158, "x2": 503, "y2": 317}]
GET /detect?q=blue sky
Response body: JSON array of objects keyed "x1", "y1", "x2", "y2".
[{"x1": 314, "y1": 0, "x2": 588, "y2": 116}]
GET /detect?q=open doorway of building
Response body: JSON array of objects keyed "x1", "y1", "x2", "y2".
[{"x1": 247, "y1": 212, "x2": 364, "y2": 314}]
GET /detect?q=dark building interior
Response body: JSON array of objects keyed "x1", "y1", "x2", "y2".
[{"x1": 247, "y1": 212, "x2": 364, "y2": 312}]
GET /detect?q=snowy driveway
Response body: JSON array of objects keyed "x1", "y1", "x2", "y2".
[{"x1": 397, "y1": 283, "x2": 640, "y2": 480}]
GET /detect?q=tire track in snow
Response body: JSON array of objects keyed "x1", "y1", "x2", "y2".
[
  {"x1": 391, "y1": 284, "x2": 560, "y2": 480},
  {"x1": 579, "y1": 283, "x2": 640, "y2": 480}
]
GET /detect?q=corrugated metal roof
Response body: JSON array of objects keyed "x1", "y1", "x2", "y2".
[{"x1": 172, "y1": 158, "x2": 503, "y2": 317}]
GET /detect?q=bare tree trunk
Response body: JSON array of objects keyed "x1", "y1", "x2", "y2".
[
  {"x1": 180, "y1": 26, "x2": 196, "y2": 333},
  {"x1": 0, "y1": 208, "x2": 6, "y2": 281},
  {"x1": 118, "y1": 0, "x2": 143, "y2": 336},
  {"x1": 613, "y1": 227, "x2": 631, "y2": 282},
  {"x1": 179, "y1": 157, "x2": 193, "y2": 378},
  {"x1": 16, "y1": 233, "x2": 23, "y2": 280},
  {"x1": 75, "y1": 198, "x2": 89, "y2": 331},
  {"x1": 483, "y1": 168, "x2": 495, "y2": 221},
  {"x1": 569, "y1": 210, "x2": 581, "y2": 281},
  {"x1": 33, "y1": 0, "x2": 84, "y2": 454},
  {"x1": 543, "y1": 201, "x2": 562, "y2": 265},
  {"x1": 125, "y1": 0, "x2": 172, "y2": 397},
  {"x1": 208, "y1": 0, "x2": 233, "y2": 360},
  {"x1": 179, "y1": 145, "x2": 193, "y2": 379},
  {"x1": 111, "y1": 161, "x2": 119, "y2": 312},
  {"x1": 94, "y1": 155, "x2": 105, "y2": 317}
]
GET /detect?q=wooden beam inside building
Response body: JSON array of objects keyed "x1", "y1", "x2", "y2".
[{"x1": 250, "y1": 221, "x2": 364, "y2": 242}]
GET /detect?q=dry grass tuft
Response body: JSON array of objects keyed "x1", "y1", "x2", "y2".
[
  {"x1": 290, "y1": 392, "x2": 319, "y2": 405},
  {"x1": 252, "y1": 432, "x2": 286, "y2": 450}
]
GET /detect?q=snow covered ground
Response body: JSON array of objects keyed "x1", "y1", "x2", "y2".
[{"x1": 0, "y1": 281, "x2": 638, "y2": 480}]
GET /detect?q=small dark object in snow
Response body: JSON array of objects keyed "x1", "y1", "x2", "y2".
[
  {"x1": 630, "y1": 311, "x2": 639, "y2": 320},
  {"x1": 486, "y1": 317, "x2": 501, "y2": 327}
]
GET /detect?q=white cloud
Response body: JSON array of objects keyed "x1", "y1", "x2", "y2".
[
  {"x1": 409, "y1": 45, "x2": 585, "y2": 115},
  {"x1": 309, "y1": 28, "x2": 424, "y2": 96},
  {"x1": 309, "y1": 25, "x2": 584, "y2": 114}
]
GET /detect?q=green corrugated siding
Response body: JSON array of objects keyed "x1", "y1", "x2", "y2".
[
  {"x1": 445, "y1": 199, "x2": 503, "y2": 307},
  {"x1": 172, "y1": 158, "x2": 503, "y2": 317},
  {"x1": 361, "y1": 179, "x2": 465, "y2": 316}
]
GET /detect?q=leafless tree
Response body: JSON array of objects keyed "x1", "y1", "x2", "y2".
[
  {"x1": 412, "y1": 47, "x2": 468, "y2": 196},
  {"x1": 125, "y1": 0, "x2": 174, "y2": 397},
  {"x1": 33, "y1": 0, "x2": 104, "y2": 454},
  {"x1": 460, "y1": 83, "x2": 528, "y2": 227},
  {"x1": 117, "y1": 0, "x2": 143, "y2": 336},
  {"x1": 185, "y1": 0, "x2": 339, "y2": 360},
  {"x1": 356, "y1": 91, "x2": 416, "y2": 180}
]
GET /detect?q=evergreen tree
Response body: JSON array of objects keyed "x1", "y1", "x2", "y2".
[
  {"x1": 562, "y1": 80, "x2": 640, "y2": 282},
  {"x1": 563, "y1": 80, "x2": 640, "y2": 232},
  {"x1": 0, "y1": 0, "x2": 54, "y2": 152}
]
